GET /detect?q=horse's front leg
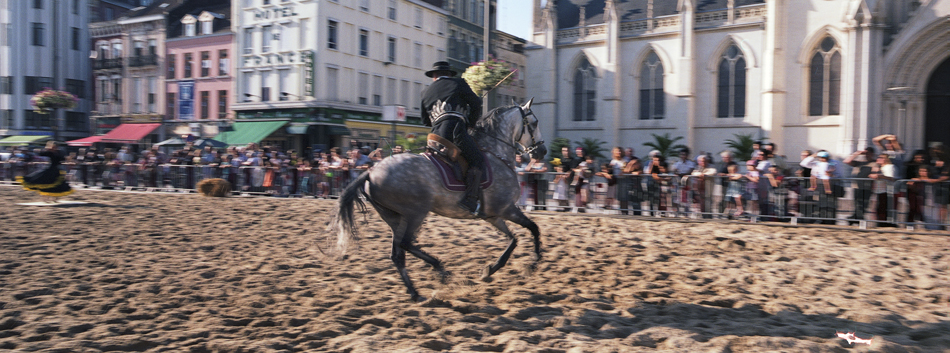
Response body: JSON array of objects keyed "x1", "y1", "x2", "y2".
[{"x1": 481, "y1": 217, "x2": 519, "y2": 281}]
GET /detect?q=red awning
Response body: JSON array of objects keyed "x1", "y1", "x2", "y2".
[
  {"x1": 66, "y1": 135, "x2": 104, "y2": 147},
  {"x1": 99, "y1": 123, "x2": 162, "y2": 143}
]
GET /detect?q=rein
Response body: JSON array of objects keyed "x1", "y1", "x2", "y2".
[{"x1": 475, "y1": 106, "x2": 544, "y2": 171}]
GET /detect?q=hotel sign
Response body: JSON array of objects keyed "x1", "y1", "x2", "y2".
[
  {"x1": 302, "y1": 50, "x2": 314, "y2": 97},
  {"x1": 252, "y1": 7, "x2": 298, "y2": 21}
]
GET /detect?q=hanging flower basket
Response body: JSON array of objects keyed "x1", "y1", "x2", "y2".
[
  {"x1": 462, "y1": 57, "x2": 516, "y2": 97},
  {"x1": 31, "y1": 88, "x2": 78, "y2": 114}
]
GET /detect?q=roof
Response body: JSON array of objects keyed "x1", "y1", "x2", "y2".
[
  {"x1": 556, "y1": 0, "x2": 764, "y2": 29},
  {"x1": 99, "y1": 123, "x2": 163, "y2": 143},
  {"x1": 212, "y1": 121, "x2": 288, "y2": 147}
]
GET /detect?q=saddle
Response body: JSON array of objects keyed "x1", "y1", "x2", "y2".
[{"x1": 423, "y1": 134, "x2": 492, "y2": 192}]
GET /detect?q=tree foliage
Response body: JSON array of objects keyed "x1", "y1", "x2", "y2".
[
  {"x1": 642, "y1": 133, "x2": 688, "y2": 159},
  {"x1": 723, "y1": 133, "x2": 761, "y2": 162},
  {"x1": 574, "y1": 137, "x2": 608, "y2": 161}
]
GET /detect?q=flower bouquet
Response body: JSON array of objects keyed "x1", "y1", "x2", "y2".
[
  {"x1": 462, "y1": 57, "x2": 516, "y2": 97},
  {"x1": 31, "y1": 88, "x2": 78, "y2": 114}
]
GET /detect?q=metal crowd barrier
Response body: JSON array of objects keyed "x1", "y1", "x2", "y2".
[
  {"x1": 517, "y1": 172, "x2": 949, "y2": 231},
  {"x1": 2, "y1": 161, "x2": 947, "y2": 231},
  {"x1": 0, "y1": 161, "x2": 357, "y2": 199}
]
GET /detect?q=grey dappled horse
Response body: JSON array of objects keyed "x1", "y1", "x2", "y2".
[{"x1": 329, "y1": 99, "x2": 547, "y2": 302}]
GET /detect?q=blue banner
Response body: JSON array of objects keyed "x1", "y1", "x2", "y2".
[{"x1": 178, "y1": 80, "x2": 195, "y2": 121}]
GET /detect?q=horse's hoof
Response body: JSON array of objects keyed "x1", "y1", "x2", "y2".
[
  {"x1": 522, "y1": 262, "x2": 538, "y2": 276},
  {"x1": 410, "y1": 294, "x2": 426, "y2": 302},
  {"x1": 480, "y1": 266, "x2": 494, "y2": 282},
  {"x1": 437, "y1": 270, "x2": 452, "y2": 284}
]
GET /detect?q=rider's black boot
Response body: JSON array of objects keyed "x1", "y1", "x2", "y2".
[{"x1": 459, "y1": 167, "x2": 482, "y2": 215}]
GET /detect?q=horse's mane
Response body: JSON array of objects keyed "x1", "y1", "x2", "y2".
[{"x1": 472, "y1": 105, "x2": 520, "y2": 135}]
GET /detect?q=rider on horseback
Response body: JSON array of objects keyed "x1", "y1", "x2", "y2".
[{"x1": 420, "y1": 61, "x2": 485, "y2": 215}]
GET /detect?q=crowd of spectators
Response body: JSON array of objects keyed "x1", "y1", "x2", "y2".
[
  {"x1": 514, "y1": 135, "x2": 949, "y2": 229},
  {"x1": 0, "y1": 141, "x2": 406, "y2": 198}
]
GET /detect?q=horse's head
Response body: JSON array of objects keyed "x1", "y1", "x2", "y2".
[{"x1": 517, "y1": 98, "x2": 547, "y2": 160}]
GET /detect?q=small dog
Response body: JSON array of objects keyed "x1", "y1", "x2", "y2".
[{"x1": 197, "y1": 178, "x2": 232, "y2": 197}]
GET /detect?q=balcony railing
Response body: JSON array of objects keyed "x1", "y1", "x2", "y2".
[
  {"x1": 128, "y1": 54, "x2": 159, "y2": 67},
  {"x1": 94, "y1": 58, "x2": 124, "y2": 70}
]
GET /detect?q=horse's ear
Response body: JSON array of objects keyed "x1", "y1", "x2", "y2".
[{"x1": 522, "y1": 98, "x2": 534, "y2": 110}]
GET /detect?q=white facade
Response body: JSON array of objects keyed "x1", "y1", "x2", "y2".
[
  {"x1": 0, "y1": 0, "x2": 90, "y2": 139},
  {"x1": 232, "y1": 0, "x2": 448, "y2": 120},
  {"x1": 527, "y1": 0, "x2": 950, "y2": 162}
]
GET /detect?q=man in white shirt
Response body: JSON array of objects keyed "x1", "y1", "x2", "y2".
[{"x1": 800, "y1": 150, "x2": 841, "y2": 224}]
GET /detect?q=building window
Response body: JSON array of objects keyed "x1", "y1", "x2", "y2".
[
  {"x1": 111, "y1": 42, "x2": 121, "y2": 58},
  {"x1": 149, "y1": 39, "x2": 157, "y2": 56},
  {"x1": 415, "y1": 7, "x2": 423, "y2": 28},
  {"x1": 261, "y1": 71, "x2": 271, "y2": 101},
  {"x1": 262, "y1": 25, "x2": 272, "y2": 52},
  {"x1": 401, "y1": 79, "x2": 410, "y2": 108},
  {"x1": 809, "y1": 36, "x2": 841, "y2": 116},
  {"x1": 98, "y1": 78, "x2": 108, "y2": 102},
  {"x1": 0, "y1": 77, "x2": 12, "y2": 94},
  {"x1": 327, "y1": 20, "x2": 338, "y2": 50},
  {"x1": 183, "y1": 53, "x2": 193, "y2": 78},
  {"x1": 218, "y1": 50, "x2": 228, "y2": 76},
  {"x1": 360, "y1": 0, "x2": 369, "y2": 12},
  {"x1": 388, "y1": 0, "x2": 397, "y2": 20},
  {"x1": 573, "y1": 57, "x2": 596, "y2": 121},
  {"x1": 327, "y1": 67, "x2": 338, "y2": 101},
  {"x1": 66, "y1": 79, "x2": 85, "y2": 99},
  {"x1": 243, "y1": 28, "x2": 253, "y2": 54},
  {"x1": 202, "y1": 19, "x2": 213, "y2": 35},
  {"x1": 167, "y1": 54, "x2": 176, "y2": 79},
  {"x1": 148, "y1": 76, "x2": 156, "y2": 112},
  {"x1": 33, "y1": 0, "x2": 42, "y2": 9},
  {"x1": 372, "y1": 75, "x2": 382, "y2": 106},
  {"x1": 185, "y1": 23, "x2": 196, "y2": 37},
  {"x1": 132, "y1": 77, "x2": 141, "y2": 113},
  {"x1": 639, "y1": 52, "x2": 664, "y2": 120},
  {"x1": 358, "y1": 73, "x2": 368, "y2": 105},
  {"x1": 387, "y1": 37, "x2": 396, "y2": 63},
  {"x1": 414, "y1": 42, "x2": 422, "y2": 68},
  {"x1": 112, "y1": 78, "x2": 121, "y2": 102},
  {"x1": 65, "y1": 112, "x2": 85, "y2": 131},
  {"x1": 134, "y1": 40, "x2": 144, "y2": 57},
  {"x1": 166, "y1": 93, "x2": 175, "y2": 120},
  {"x1": 24, "y1": 76, "x2": 53, "y2": 95},
  {"x1": 31, "y1": 23, "x2": 44, "y2": 46},
  {"x1": 200, "y1": 91, "x2": 209, "y2": 119},
  {"x1": 1, "y1": 110, "x2": 13, "y2": 129},
  {"x1": 717, "y1": 44, "x2": 746, "y2": 118},
  {"x1": 72, "y1": 0, "x2": 79, "y2": 14},
  {"x1": 201, "y1": 51, "x2": 211, "y2": 77},
  {"x1": 218, "y1": 90, "x2": 227, "y2": 118},
  {"x1": 359, "y1": 29, "x2": 369, "y2": 57},
  {"x1": 71, "y1": 27, "x2": 79, "y2": 50}
]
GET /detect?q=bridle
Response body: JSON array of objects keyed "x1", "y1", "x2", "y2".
[{"x1": 481, "y1": 106, "x2": 543, "y2": 155}]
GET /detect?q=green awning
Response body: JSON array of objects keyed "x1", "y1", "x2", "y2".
[
  {"x1": 286, "y1": 124, "x2": 309, "y2": 135},
  {"x1": 0, "y1": 135, "x2": 52, "y2": 146},
  {"x1": 212, "y1": 121, "x2": 287, "y2": 146}
]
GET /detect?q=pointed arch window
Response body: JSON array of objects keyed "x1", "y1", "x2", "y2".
[
  {"x1": 808, "y1": 36, "x2": 841, "y2": 116},
  {"x1": 640, "y1": 52, "x2": 664, "y2": 120},
  {"x1": 717, "y1": 44, "x2": 746, "y2": 118},
  {"x1": 573, "y1": 57, "x2": 596, "y2": 121}
]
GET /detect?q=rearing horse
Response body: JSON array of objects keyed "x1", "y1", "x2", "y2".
[{"x1": 329, "y1": 99, "x2": 547, "y2": 302}]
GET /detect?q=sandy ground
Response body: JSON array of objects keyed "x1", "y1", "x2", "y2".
[{"x1": 0, "y1": 187, "x2": 948, "y2": 353}]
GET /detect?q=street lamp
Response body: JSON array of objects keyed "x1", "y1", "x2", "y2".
[
  {"x1": 244, "y1": 93, "x2": 260, "y2": 102},
  {"x1": 280, "y1": 91, "x2": 303, "y2": 101}
]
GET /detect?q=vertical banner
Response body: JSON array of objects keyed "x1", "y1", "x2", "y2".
[{"x1": 178, "y1": 80, "x2": 195, "y2": 121}]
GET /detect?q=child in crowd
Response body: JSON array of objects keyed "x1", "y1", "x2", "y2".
[
  {"x1": 552, "y1": 163, "x2": 570, "y2": 212},
  {"x1": 744, "y1": 160, "x2": 760, "y2": 215}
]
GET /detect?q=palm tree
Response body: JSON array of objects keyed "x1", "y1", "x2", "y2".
[
  {"x1": 642, "y1": 133, "x2": 687, "y2": 159},
  {"x1": 547, "y1": 137, "x2": 571, "y2": 161},
  {"x1": 723, "y1": 133, "x2": 761, "y2": 162},
  {"x1": 574, "y1": 137, "x2": 608, "y2": 160}
]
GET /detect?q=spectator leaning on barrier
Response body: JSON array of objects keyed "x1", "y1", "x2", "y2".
[
  {"x1": 526, "y1": 157, "x2": 548, "y2": 210},
  {"x1": 904, "y1": 150, "x2": 930, "y2": 225},
  {"x1": 621, "y1": 150, "x2": 643, "y2": 216},
  {"x1": 802, "y1": 150, "x2": 842, "y2": 224},
  {"x1": 844, "y1": 146, "x2": 876, "y2": 224},
  {"x1": 930, "y1": 145, "x2": 950, "y2": 228},
  {"x1": 870, "y1": 154, "x2": 897, "y2": 227},
  {"x1": 715, "y1": 151, "x2": 738, "y2": 216}
]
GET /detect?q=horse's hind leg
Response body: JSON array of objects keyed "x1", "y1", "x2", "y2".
[
  {"x1": 506, "y1": 208, "x2": 542, "y2": 262},
  {"x1": 376, "y1": 206, "x2": 440, "y2": 302},
  {"x1": 481, "y1": 217, "x2": 519, "y2": 280}
]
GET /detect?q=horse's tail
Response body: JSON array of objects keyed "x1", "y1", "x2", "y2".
[{"x1": 327, "y1": 171, "x2": 370, "y2": 256}]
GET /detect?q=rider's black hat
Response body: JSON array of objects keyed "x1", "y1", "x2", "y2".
[{"x1": 425, "y1": 61, "x2": 457, "y2": 78}]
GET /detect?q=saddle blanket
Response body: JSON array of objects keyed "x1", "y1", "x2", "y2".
[{"x1": 422, "y1": 152, "x2": 493, "y2": 192}]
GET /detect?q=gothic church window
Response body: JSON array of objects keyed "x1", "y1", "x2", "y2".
[
  {"x1": 809, "y1": 36, "x2": 841, "y2": 116},
  {"x1": 573, "y1": 57, "x2": 596, "y2": 121},
  {"x1": 718, "y1": 44, "x2": 746, "y2": 118},
  {"x1": 640, "y1": 52, "x2": 664, "y2": 120}
]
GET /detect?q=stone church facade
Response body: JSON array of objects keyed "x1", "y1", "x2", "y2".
[{"x1": 526, "y1": 0, "x2": 950, "y2": 160}]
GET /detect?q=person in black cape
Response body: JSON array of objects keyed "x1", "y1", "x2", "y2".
[
  {"x1": 17, "y1": 141, "x2": 73, "y2": 202},
  {"x1": 420, "y1": 61, "x2": 484, "y2": 214}
]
